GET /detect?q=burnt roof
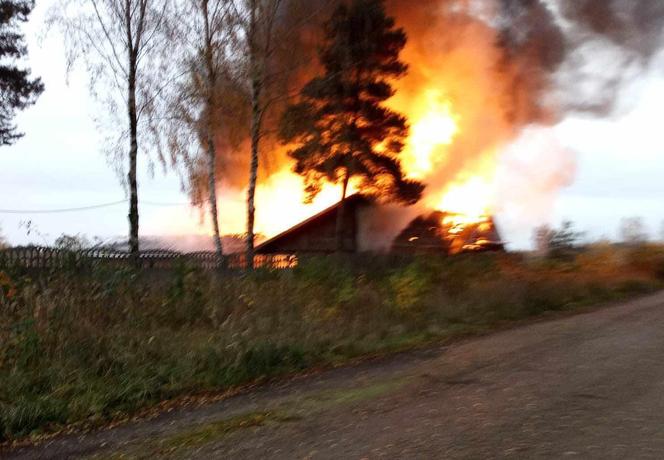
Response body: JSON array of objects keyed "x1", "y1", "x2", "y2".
[{"x1": 392, "y1": 211, "x2": 504, "y2": 254}]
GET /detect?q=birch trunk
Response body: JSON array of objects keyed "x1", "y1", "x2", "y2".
[
  {"x1": 128, "y1": 50, "x2": 140, "y2": 259},
  {"x1": 202, "y1": 0, "x2": 224, "y2": 263},
  {"x1": 246, "y1": 73, "x2": 261, "y2": 270},
  {"x1": 245, "y1": 0, "x2": 260, "y2": 270},
  {"x1": 206, "y1": 132, "x2": 224, "y2": 261}
]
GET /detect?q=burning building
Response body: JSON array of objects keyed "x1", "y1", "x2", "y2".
[{"x1": 255, "y1": 194, "x2": 503, "y2": 256}]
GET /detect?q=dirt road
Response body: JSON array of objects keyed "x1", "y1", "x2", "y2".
[{"x1": 7, "y1": 291, "x2": 664, "y2": 459}]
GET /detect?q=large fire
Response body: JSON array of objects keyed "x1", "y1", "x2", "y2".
[
  {"x1": 398, "y1": 89, "x2": 496, "y2": 234},
  {"x1": 401, "y1": 89, "x2": 459, "y2": 179},
  {"x1": 232, "y1": 87, "x2": 496, "y2": 240},
  {"x1": 194, "y1": 86, "x2": 497, "y2": 240},
  {"x1": 175, "y1": 1, "x2": 515, "y2": 245},
  {"x1": 394, "y1": 87, "x2": 495, "y2": 231},
  {"x1": 438, "y1": 177, "x2": 492, "y2": 228}
]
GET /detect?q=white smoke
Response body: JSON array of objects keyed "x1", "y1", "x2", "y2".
[
  {"x1": 356, "y1": 202, "x2": 421, "y2": 252},
  {"x1": 494, "y1": 125, "x2": 576, "y2": 247}
]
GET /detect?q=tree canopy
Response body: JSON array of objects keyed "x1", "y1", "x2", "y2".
[
  {"x1": 0, "y1": 0, "x2": 44, "y2": 146},
  {"x1": 279, "y1": 0, "x2": 423, "y2": 205}
]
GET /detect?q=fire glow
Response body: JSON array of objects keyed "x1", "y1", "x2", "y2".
[
  {"x1": 399, "y1": 89, "x2": 495, "y2": 232},
  {"x1": 196, "y1": 2, "x2": 516, "y2": 243},
  {"x1": 438, "y1": 177, "x2": 493, "y2": 228},
  {"x1": 401, "y1": 89, "x2": 458, "y2": 179},
  {"x1": 241, "y1": 88, "x2": 496, "y2": 239},
  {"x1": 207, "y1": 86, "x2": 497, "y2": 240}
]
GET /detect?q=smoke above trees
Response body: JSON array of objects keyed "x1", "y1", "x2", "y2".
[{"x1": 206, "y1": 0, "x2": 664, "y2": 176}]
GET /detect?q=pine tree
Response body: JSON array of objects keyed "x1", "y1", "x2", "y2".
[
  {"x1": 0, "y1": 0, "x2": 44, "y2": 146},
  {"x1": 279, "y1": 0, "x2": 423, "y2": 252}
]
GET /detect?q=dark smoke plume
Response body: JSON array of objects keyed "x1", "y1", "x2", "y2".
[
  {"x1": 563, "y1": 0, "x2": 664, "y2": 60},
  {"x1": 498, "y1": 0, "x2": 664, "y2": 118}
]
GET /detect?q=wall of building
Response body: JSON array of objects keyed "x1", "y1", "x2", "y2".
[{"x1": 257, "y1": 205, "x2": 358, "y2": 254}]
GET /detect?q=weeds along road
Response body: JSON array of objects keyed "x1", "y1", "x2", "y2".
[{"x1": 7, "y1": 291, "x2": 664, "y2": 459}]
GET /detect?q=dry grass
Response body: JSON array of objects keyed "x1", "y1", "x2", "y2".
[{"x1": 1, "y1": 245, "x2": 663, "y2": 442}]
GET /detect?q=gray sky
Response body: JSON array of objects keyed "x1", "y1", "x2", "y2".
[{"x1": 1, "y1": 1, "x2": 663, "y2": 249}]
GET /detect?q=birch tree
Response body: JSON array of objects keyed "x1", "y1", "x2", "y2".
[
  {"x1": 48, "y1": 0, "x2": 169, "y2": 256},
  {"x1": 245, "y1": 0, "x2": 276, "y2": 269},
  {"x1": 164, "y1": 0, "x2": 239, "y2": 262},
  {"x1": 231, "y1": 0, "x2": 331, "y2": 268}
]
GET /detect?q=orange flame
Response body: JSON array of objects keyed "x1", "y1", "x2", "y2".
[
  {"x1": 250, "y1": 170, "x2": 355, "y2": 237},
  {"x1": 438, "y1": 176, "x2": 492, "y2": 223},
  {"x1": 198, "y1": 89, "x2": 496, "y2": 241},
  {"x1": 404, "y1": 93, "x2": 495, "y2": 230},
  {"x1": 401, "y1": 89, "x2": 459, "y2": 179}
]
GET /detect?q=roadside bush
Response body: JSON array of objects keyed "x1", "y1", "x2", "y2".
[{"x1": 625, "y1": 244, "x2": 664, "y2": 280}]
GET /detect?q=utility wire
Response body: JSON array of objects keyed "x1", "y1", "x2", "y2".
[
  {"x1": 142, "y1": 200, "x2": 190, "y2": 207},
  {"x1": 0, "y1": 200, "x2": 126, "y2": 214},
  {"x1": 0, "y1": 199, "x2": 190, "y2": 214}
]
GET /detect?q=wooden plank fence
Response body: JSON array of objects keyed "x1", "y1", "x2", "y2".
[{"x1": 0, "y1": 246, "x2": 297, "y2": 271}]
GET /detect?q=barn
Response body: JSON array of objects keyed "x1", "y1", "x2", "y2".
[{"x1": 255, "y1": 194, "x2": 504, "y2": 256}]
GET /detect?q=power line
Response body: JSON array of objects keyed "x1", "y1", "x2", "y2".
[
  {"x1": 0, "y1": 200, "x2": 126, "y2": 214},
  {"x1": 142, "y1": 200, "x2": 190, "y2": 207},
  {"x1": 0, "y1": 199, "x2": 190, "y2": 214}
]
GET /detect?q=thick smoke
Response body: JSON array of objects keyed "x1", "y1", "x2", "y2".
[
  {"x1": 359, "y1": 0, "x2": 664, "y2": 247},
  {"x1": 562, "y1": 0, "x2": 664, "y2": 61},
  {"x1": 382, "y1": 0, "x2": 565, "y2": 213},
  {"x1": 501, "y1": 0, "x2": 664, "y2": 117},
  {"x1": 556, "y1": 0, "x2": 664, "y2": 116},
  {"x1": 498, "y1": 0, "x2": 663, "y2": 236},
  {"x1": 389, "y1": 0, "x2": 664, "y2": 137}
]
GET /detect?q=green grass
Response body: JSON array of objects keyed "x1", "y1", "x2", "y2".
[
  {"x1": 152, "y1": 411, "x2": 280, "y2": 456},
  {"x1": 94, "y1": 411, "x2": 282, "y2": 459},
  {"x1": 1, "y1": 246, "x2": 663, "y2": 443}
]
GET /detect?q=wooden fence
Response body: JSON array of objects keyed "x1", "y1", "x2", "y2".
[{"x1": 0, "y1": 246, "x2": 297, "y2": 271}]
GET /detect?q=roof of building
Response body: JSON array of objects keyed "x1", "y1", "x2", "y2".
[
  {"x1": 255, "y1": 193, "x2": 370, "y2": 254},
  {"x1": 255, "y1": 194, "x2": 505, "y2": 255}
]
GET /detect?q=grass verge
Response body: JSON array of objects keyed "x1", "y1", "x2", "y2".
[{"x1": 1, "y1": 245, "x2": 664, "y2": 443}]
